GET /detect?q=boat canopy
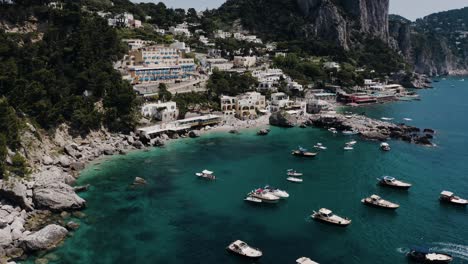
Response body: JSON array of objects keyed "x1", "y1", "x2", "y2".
[
  {"x1": 370, "y1": 195, "x2": 381, "y2": 200},
  {"x1": 299, "y1": 146, "x2": 308, "y2": 152},
  {"x1": 319, "y1": 208, "x2": 332, "y2": 215},
  {"x1": 380, "y1": 143, "x2": 390, "y2": 147},
  {"x1": 202, "y1": 170, "x2": 213, "y2": 174},
  {"x1": 440, "y1": 191, "x2": 454, "y2": 197},
  {"x1": 383, "y1": 176, "x2": 395, "y2": 181}
]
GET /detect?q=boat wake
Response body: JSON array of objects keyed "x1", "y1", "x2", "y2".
[
  {"x1": 396, "y1": 247, "x2": 409, "y2": 254},
  {"x1": 431, "y1": 242, "x2": 468, "y2": 261}
]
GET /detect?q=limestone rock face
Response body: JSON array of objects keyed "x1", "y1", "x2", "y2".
[
  {"x1": 0, "y1": 179, "x2": 34, "y2": 211},
  {"x1": 20, "y1": 224, "x2": 68, "y2": 251},
  {"x1": 33, "y1": 183, "x2": 86, "y2": 211},
  {"x1": 0, "y1": 226, "x2": 13, "y2": 246},
  {"x1": 297, "y1": 0, "x2": 390, "y2": 49},
  {"x1": 269, "y1": 111, "x2": 298, "y2": 127}
]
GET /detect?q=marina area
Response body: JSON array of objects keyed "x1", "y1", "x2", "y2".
[{"x1": 47, "y1": 78, "x2": 468, "y2": 264}]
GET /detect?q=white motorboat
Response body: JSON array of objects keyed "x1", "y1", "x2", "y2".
[
  {"x1": 248, "y1": 188, "x2": 280, "y2": 203},
  {"x1": 403, "y1": 118, "x2": 413, "y2": 121},
  {"x1": 380, "y1": 142, "x2": 391, "y2": 151},
  {"x1": 244, "y1": 196, "x2": 262, "y2": 204},
  {"x1": 311, "y1": 208, "x2": 351, "y2": 227},
  {"x1": 287, "y1": 169, "x2": 303, "y2": 177},
  {"x1": 407, "y1": 246, "x2": 453, "y2": 263},
  {"x1": 227, "y1": 240, "x2": 262, "y2": 259},
  {"x1": 287, "y1": 177, "x2": 303, "y2": 183},
  {"x1": 378, "y1": 176, "x2": 412, "y2": 190},
  {"x1": 346, "y1": 140, "x2": 357, "y2": 145},
  {"x1": 264, "y1": 185, "x2": 289, "y2": 199},
  {"x1": 314, "y1": 143, "x2": 327, "y2": 150},
  {"x1": 195, "y1": 170, "x2": 216, "y2": 180},
  {"x1": 296, "y1": 257, "x2": 320, "y2": 264},
  {"x1": 344, "y1": 146, "x2": 354, "y2": 151},
  {"x1": 361, "y1": 194, "x2": 400, "y2": 209},
  {"x1": 342, "y1": 130, "x2": 359, "y2": 135},
  {"x1": 440, "y1": 191, "x2": 468, "y2": 206},
  {"x1": 328, "y1": 127, "x2": 338, "y2": 134},
  {"x1": 381, "y1": 117, "x2": 394, "y2": 121}
]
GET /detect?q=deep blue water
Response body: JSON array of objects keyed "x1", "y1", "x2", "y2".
[{"x1": 45, "y1": 77, "x2": 468, "y2": 264}]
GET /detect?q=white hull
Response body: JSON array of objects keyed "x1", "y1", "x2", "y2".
[{"x1": 287, "y1": 177, "x2": 303, "y2": 183}]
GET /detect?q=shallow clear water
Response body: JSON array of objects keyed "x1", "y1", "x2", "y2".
[{"x1": 48, "y1": 77, "x2": 468, "y2": 264}]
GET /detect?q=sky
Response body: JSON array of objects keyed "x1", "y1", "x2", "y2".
[{"x1": 134, "y1": 0, "x2": 468, "y2": 21}]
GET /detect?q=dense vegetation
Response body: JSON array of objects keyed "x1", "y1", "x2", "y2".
[{"x1": 0, "y1": 1, "x2": 143, "y2": 177}]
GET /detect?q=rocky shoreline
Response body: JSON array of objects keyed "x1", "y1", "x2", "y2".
[
  {"x1": 0, "y1": 116, "x2": 275, "y2": 263},
  {"x1": 0, "y1": 109, "x2": 435, "y2": 263}
]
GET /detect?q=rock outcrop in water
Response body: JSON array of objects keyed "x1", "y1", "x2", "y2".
[
  {"x1": 269, "y1": 111, "x2": 298, "y2": 127},
  {"x1": 20, "y1": 224, "x2": 68, "y2": 251},
  {"x1": 309, "y1": 113, "x2": 435, "y2": 146}
]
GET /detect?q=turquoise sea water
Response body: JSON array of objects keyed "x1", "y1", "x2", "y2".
[{"x1": 50, "y1": 77, "x2": 468, "y2": 264}]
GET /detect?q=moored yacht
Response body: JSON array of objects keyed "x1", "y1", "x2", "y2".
[
  {"x1": 347, "y1": 140, "x2": 357, "y2": 145},
  {"x1": 287, "y1": 177, "x2": 303, "y2": 183},
  {"x1": 439, "y1": 191, "x2": 467, "y2": 206},
  {"x1": 407, "y1": 246, "x2": 453, "y2": 263},
  {"x1": 328, "y1": 127, "x2": 338, "y2": 134},
  {"x1": 342, "y1": 130, "x2": 359, "y2": 135},
  {"x1": 287, "y1": 169, "x2": 303, "y2": 177},
  {"x1": 380, "y1": 142, "x2": 391, "y2": 151},
  {"x1": 344, "y1": 143, "x2": 354, "y2": 151},
  {"x1": 227, "y1": 240, "x2": 263, "y2": 259},
  {"x1": 397, "y1": 91, "x2": 420, "y2": 101},
  {"x1": 361, "y1": 194, "x2": 399, "y2": 209},
  {"x1": 311, "y1": 208, "x2": 351, "y2": 227},
  {"x1": 264, "y1": 185, "x2": 289, "y2": 199},
  {"x1": 195, "y1": 170, "x2": 216, "y2": 180},
  {"x1": 292, "y1": 147, "x2": 318, "y2": 157},
  {"x1": 378, "y1": 176, "x2": 412, "y2": 189},
  {"x1": 248, "y1": 188, "x2": 280, "y2": 203},
  {"x1": 296, "y1": 257, "x2": 320, "y2": 264},
  {"x1": 381, "y1": 117, "x2": 394, "y2": 121},
  {"x1": 314, "y1": 143, "x2": 327, "y2": 150},
  {"x1": 244, "y1": 196, "x2": 263, "y2": 204}
]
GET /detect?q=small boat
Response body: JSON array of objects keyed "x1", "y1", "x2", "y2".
[
  {"x1": 344, "y1": 145, "x2": 354, "y2": 151},
  {"x1": 461, "y1": 79, "x2": 465, "y2": 82},
  {"x1": 311, "y1": 208, "x2": 351, "y2": 227},
  {"x1": 264, "y1": 185, "x2": 289, "y2": 199},
  {"x1": 403, "y1": 118, "x2": 413, "y2": 121},
  {"x1": 195, "y1": 170, "x2": 216, "y2": 180},
  {"x1": 292, "y1": 147, "x2": 318, "y2": 157},
  {"x1": 342, "y1": 130, "x2": 359, "y2": 135},
  {"x1": 381, "y1": 117, "x2": 394, "y2": 121},
  {"x1": 377, "y1": 176, "x2": 412, "y2": 189},
  {"x1": 328, "y1": 127, "x2": 338, "y2": 134},
  {"x1": 361, "y1": 194, "x2": 399, "y2": 209},
  {"x1": 439, "y1": 191, "x2": 467, "y2": 206},
  {"x1": 287, "y1": 169, "x2": 303, "y2": 177},
  {"x1": 226, "y1": 240, "x2": 263, "y2": 259},
  {"x1": 287, "y1": 177, "x2": 303, "y2": 183},
  {"x1": 296, "y1": 257, "x2": 320, "y2": 264},
  {"x1": 346, "y1": 140, "x2": 357, "y2": 145},
  {"x1": 345, "y1": 115, "x2": 353, "y2": 119},
  {"x1": 380, "y1": 142, "x2": 391, "y2": 151},
  {"x1": 407, "y1": 246, "x2": 453, "y2": 263},
  {"x1": 248, "y1": 188, "x2": 280, "y2": 203},
  {"x1": 244, "y1": 196, "x2": 263, "y2": 204},
  {"x1": 398, "y1": 92, "x2": 420, "y2": 101},
  {"x1": 314, "y1": 143, "x2": 327, "y2": 150}
]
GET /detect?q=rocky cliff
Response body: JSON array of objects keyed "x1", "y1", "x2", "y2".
[
  {"x1": 297, "y1": 0, "x2": 390, "y2": 49},
  {"x1": 389, "y1": 9, "x2": 468, "y2": 76}
]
